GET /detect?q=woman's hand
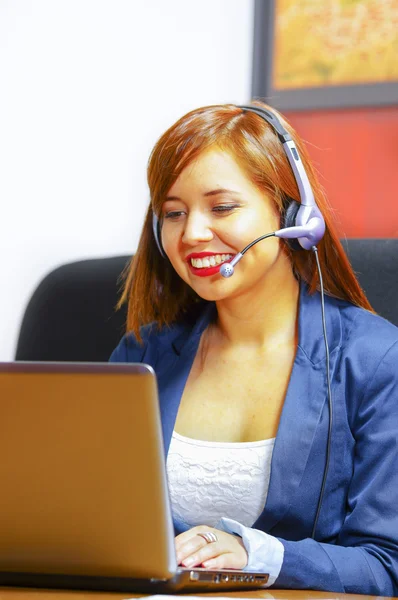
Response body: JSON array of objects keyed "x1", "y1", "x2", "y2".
[{"x1": 175, "y1": 525, "x2": 248, "y2": 570}]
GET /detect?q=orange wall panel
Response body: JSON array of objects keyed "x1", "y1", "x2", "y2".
[{"x1": 285, "y1": 107, "x2": 398, "y2": 238}]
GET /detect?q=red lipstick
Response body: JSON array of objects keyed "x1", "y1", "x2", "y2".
[
  {"x1": 186, "y1": 252, "x2": 224, "y2": 259},
  {"x1": 186, "y1": 253, "x2": 234, "y2": 278}
]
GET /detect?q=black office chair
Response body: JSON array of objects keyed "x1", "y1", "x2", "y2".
[
  {"x1": 15, "y1": 255, "x2": 130, "y2": 362},
  {"x1": 340, "y1": 238, "x2": 397, "y2": 326},
  {"x1": 15, "y1": 239, "x2": 398, "y2": 362}
]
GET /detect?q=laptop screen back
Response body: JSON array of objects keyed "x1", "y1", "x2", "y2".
[{"x1": 0, "y1": 362, "x2": 177, "y2": 580}]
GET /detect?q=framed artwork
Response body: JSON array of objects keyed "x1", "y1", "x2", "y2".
[{"x1": 252, "y1": 0, "x2": 398, "y2": 110}]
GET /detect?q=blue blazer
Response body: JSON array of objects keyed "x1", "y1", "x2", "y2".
[{"x1": 110, "y1": 282, "x2": 398, "y2": 596}]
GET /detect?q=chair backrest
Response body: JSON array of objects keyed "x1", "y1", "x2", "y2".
[
  {"x1": 340, "y1": 238, "x2": 397, "y2": 327},
  {"x1": 15, "y1": 239, "x2": 397, "y2": 362},
  {"x1": 15, "y1": 256, "x2": 130, "y2": 362}
]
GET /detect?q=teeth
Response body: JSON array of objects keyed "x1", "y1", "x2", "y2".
[{"x1": 190, "y1": 254, "x2": 233, "y2": 269}]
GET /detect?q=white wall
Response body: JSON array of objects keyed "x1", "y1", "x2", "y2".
[{"x1": 0, "y1": 0, "x2": 254, "y2": 361}]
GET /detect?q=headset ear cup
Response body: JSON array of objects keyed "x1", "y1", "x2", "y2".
[
  {"x1": 281, "y1": 199, "x2": 302, "y2": 251},
  {"x1": 157, "y1": 219, "x2": 164, "y2": 256},
  {"x1": 152, "y1": 211, "x2": 166, "y2": 258}
]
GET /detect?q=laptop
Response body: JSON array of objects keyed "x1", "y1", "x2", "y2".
[{"x1": 0, "y1": 361, "x2": 269, "y2": 593}]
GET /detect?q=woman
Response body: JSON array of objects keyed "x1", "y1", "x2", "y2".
[{"x1": 110, "y1": 102, "x2": 398, "y2": 595}]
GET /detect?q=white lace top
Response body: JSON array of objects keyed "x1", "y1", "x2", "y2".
[{"x1": 166, "y1": 430, "x2": 275, "y2": 528}]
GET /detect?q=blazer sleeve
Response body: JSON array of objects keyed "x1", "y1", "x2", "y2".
[{"x1": 274, "y1": 340, "x2": 398, "y2": 596}]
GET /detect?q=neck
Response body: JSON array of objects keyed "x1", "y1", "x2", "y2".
[{"x1": 213, "y1": 261, "x2": 300, "y2": 350}]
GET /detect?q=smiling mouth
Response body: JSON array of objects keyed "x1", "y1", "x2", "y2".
[{"x1": 190, "y1": 254, "x2": 233, "y2": 269}]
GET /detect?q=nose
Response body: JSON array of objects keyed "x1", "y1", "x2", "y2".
[{"x1": 181, "y1": 210, "x2": 213, "y2": 246}]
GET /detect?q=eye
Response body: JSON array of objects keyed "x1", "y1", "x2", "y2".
[
  {"x1": 212, "y1": 204, "x2": 240, "y2": 214},
  {"x1": 164, "y1": 210, "x2": 186, "y2": 220}
]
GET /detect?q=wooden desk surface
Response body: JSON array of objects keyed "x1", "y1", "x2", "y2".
[{"x1": 0, "y1": 588, "x2": 396, "y2": 600}]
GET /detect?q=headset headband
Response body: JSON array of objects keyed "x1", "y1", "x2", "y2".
[{"x1": 152, "y1": 105, "x2": 325, "y2": 254}]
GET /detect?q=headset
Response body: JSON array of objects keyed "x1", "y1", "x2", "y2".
[
  {"x1": 152, "y1": 105, "x2": 325, "y2": 267},
  {"x1": 151, "y1": 105, "x2": 331, "y2": 539}
]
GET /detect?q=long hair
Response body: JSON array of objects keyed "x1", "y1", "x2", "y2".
[{"x1": 119, "y1": 101, "x2": 373, "y2": 341}]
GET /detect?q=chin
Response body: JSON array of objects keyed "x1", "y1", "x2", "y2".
[
  {"x1": 187, "y1": 279, "x2": 235, "y2": 303},
  {"x1": 193, "y1": 290, "x2": 226, "y2": 302},
  {"x1": 176, "y1": 265, "x2": 240, "y2": 301}
]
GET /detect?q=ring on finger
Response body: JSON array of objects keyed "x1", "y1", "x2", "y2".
[{"x1": 197, "y1": 531, "x2": 218, "y2": 544}]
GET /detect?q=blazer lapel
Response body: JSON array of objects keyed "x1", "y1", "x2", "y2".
[
  {"x1": 155, "y1": 302, "x2": 216, "y2": 455},
  {"x1": 253, "y1": 282, "x2": 342, "y2": 532},
  {"x1": 152, "y1": 283, "x2": 342, "y2": 532}
]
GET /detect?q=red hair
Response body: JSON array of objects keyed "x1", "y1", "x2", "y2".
[{"x1": 118, "y1": 101, "x2": 373, "y2": 341}]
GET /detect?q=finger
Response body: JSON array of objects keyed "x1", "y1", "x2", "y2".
[
  {"x1": 175, "y1": 525, "x2": 214, "y2": 548},
  {"x1": 175, "y1": 532, "x2": 199, "y2": 555},
  {"x1": 203, "y1": 551, "x2": 245, "y2": 570},
  {"x1": 176, "y1": 536, "x2": 208, "y2": 565},
  {"x1": 202, "y1": 553, "x2": 228, "y2": 570},
  {"x1": 180, "y1": 542, "x2": 222, "y2": 568},
  {"x1": 175, "y1": 526, "x2": 216, "y2": 557}
]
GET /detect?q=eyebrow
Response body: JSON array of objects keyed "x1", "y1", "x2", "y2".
[{"x1": 165, "y1": 188, "x2": 241, "y2": 201}]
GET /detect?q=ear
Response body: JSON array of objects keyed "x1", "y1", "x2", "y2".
[{"x1": 280, "y1": 199, "x2": 302, "y2": 251}]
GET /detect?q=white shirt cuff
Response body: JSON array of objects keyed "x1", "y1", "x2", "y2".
[{"x1": 215, "y1": 517, "x2": 284, "y2": 587}]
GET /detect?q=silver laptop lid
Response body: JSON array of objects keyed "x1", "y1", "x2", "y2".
[{"x1": 0, "y1": 361, "x2": 177, "y2": 580}]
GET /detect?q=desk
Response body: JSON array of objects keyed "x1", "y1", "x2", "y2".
[{"x1": 0, "y1": 589, "x2": 396, "y2": 600}]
